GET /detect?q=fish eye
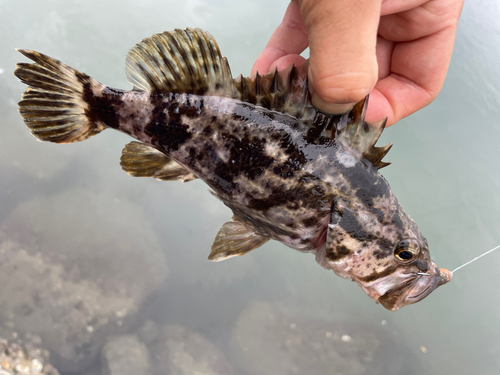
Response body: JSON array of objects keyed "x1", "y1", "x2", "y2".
[
  {"x1": 394, "y1": 239, "x2": 420, "y2": 262},
  {"x1": 395, "y1": 249, "x2": 414, "y2": 261}
]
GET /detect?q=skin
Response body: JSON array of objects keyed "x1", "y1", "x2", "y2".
[{"x1": 252, "y1": 0, "x2": 464, "y2": 125}]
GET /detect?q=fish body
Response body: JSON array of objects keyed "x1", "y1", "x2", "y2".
[
  {"x1": 14, "y1": 28, "x2": 451, "y2": 310},
  {"x1": 90, "y1": 89, "x2": 338, "y2": 250}
]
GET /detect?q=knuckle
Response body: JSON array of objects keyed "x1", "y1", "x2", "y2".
[{"x1": 312, "y1": 72, "x2": 377, "y2": 103}]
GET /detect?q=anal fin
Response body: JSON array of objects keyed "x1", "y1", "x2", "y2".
[
  {"x1": 209, "y1": 220, "x2": 269, "y2": 261},
  {"x1": 120, "y1": 141, "x2": 196, "y2": 182}
]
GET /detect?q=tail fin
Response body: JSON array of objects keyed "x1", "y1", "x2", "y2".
[{"x1": 14, "y1": 49, "x2": 106, "y2": 143}]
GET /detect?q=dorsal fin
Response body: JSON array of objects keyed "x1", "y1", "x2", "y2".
[
  {"x1": 126, "y1": 28, "x2": 316, "y2": 119},
  {"x1": 336, "y1": 96, "x2": 392, "y2": 169},
  {"x1": 125, "y1": 28, "x2": 234, "y2": 95},
  {"x1": 235, "y1": 73, "x2": 392, "y2": 168},
  {"x1": 232, "y1": 67, "x2": 390, "y2": 170},
  {"x1": 233, "y1": 64, "x2": 315, "y2": 120},
  {"x1": 125, "y1": 28, "x2": 391, "y2": 168}
]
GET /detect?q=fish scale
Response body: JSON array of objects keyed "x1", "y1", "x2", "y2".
[{"x1": 14, "y1": 27, "x2": 452, "y2": 311}]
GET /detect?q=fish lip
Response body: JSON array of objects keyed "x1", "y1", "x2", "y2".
[
  {"x1": 408, "y1": 284, "x2": 432, "y2": 299},
  {"x1": 378, "y1": 277, "x2": 417, "y2": 311},
  {"x1": 378, "y1": 267, "x2": 451, "y2": 311}
]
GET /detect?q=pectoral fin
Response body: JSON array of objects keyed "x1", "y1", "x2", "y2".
[
  {"x1": 209, "y1": 220, "x2": 269, "y2": 261},
  {"x1": 120, "y1": 141, "x2": 196, "y2": 182}
]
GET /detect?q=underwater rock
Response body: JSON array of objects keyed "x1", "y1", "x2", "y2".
[
  {"x1": 101, "y1": 335, "x2": 150, "y2": 375},
  {"x1": 233, "y1": 301, "x2": 422, "y2": 375},
  {"x1": 139, "y1": 321, "x2": 234, "y2": 375},
  {"x1": 0, "y1": 188, "x2": 168, "y2": 372},
  {"x1": 0, "y1": 336, "x2": 59, "y2": 375}
]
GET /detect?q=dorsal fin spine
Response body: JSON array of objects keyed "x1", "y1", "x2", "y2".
[
  {"x1": 336, "y1": 93, "x2": 391, "y2": 168},
  {"x1": 222, "y1": 57, "x2": 234, "y2": 94},
  {"x1": 299, "y1": 75, "x2": 309, "y2": 112},
  {"x1": 239, "y1": 74, "x2": 247, "y2": 100},
  {"x1": 287, "y1": 63, "x2": 296, "y2": 93},
  {"x1": 371, "y1": 143, "x2": 393, "y2": 164},
  {"x1": 365, "y1": 118, "x2": 386, "y2": 144},
  {"x1": 270, "y1": 68, "x2": 279, "y2": 94},
  {"x1": 255, "y1": 72, "x2": 261, "y2": 96},
  {"x1": 359, "y1": 96, "x2": 368, "y2": 119}
]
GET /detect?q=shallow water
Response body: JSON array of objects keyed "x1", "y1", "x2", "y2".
[{"x1": 1, "y1": 0, "x2": 500, "y2": 374}]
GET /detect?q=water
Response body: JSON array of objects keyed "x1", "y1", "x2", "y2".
[{"x1": 1, "y1": 0, "x2": 500, "y2": 374}]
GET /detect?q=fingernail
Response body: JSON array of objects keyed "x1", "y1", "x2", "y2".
[{"x1": 311, "y1": 93, "x2": 356, "y2": 114}]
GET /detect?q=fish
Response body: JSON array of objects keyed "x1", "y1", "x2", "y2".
[{"x1": 13, "y1": 28, "x2": 452, "y2": 311}]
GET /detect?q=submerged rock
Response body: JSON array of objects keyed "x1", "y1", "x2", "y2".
[
  {"x1": 0, "y1": 336, "x2": 59, "y2": 375},
  {"x1": 101, "y1": 335, "x2": 150, "y2": 375},
  {"x1": 139, "y1": 321, "x2": 234, "y2": 375},
  {"x1": 0, "y1": 188, "x2": 168, "y2": 372},
  {"x1": 233, "y1": 301, "x2": 422, "y2": 375}
]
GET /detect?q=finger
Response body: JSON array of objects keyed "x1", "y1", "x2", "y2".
[
  {"x1": 267, "y1": 54, "x2": 308, "y2": 73},
  {"x1": 297, "y1": 0, "x2": 383, "y2": 113},
  {"x1": 379, "y1": 0, "x2": 464, "y2": 42},
  {"x1": 251, "y1": 1, "x2": 308, "y2": 75},
  {"x1": 367, "y1": 0, "x2": 463, "y2": 125},
  {"x1": 375, "y1": 36, "x2": 394, "y2": 80},
  {"x1": 366, "y1": 26, "x2": 459, "y2": 125},
  {"x1": 381, "y1": 0, "x2": 428, "y2": 16},
  {"x1": 364, "y1": 88, "x2": 395, "y2": 124}
]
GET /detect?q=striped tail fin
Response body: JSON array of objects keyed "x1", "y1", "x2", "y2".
[{"x1": 14, "y1": 49, "x2": 106, "y2": 143}]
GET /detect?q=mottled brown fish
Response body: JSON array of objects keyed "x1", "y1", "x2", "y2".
[{"x1": 14, "y1": 28, "x2": 452, "y2": 310}]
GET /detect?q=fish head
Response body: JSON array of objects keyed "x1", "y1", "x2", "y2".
[{"x1": 317, "y1": 194, "x2": 451, "y2": 311}]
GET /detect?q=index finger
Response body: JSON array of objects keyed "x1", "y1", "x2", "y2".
[
  {"x1": 366, "y1": 0, "x2": 463, "y2": 124},
  {"x1": 251, "y1": 1, "x2": 309, "y2": 75}
]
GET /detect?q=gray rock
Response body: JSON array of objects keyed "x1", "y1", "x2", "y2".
[
  {"x1": 0, "y1": 336, "x2": 59, "y2": 375},
  {"x1": 0, "y1": 188, "x2": 168, "y2": 372},
  {"x1": 101, "y1": 335, "x2": 150, "y2": 375},
  {"x1": 139, "y1": 321, "x2": 234, "y2": 375},
  {"x1": 232, "y1": 301, "x2": 422, "y2": 375}
]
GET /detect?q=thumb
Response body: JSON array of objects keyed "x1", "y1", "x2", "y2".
[{"x1": 297, "y1": 0, "x2": 381, "y2": 114}]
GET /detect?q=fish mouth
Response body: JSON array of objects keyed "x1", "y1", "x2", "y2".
[{"x1": 378, "y1": 268, "x2": 452, "y2": 311}]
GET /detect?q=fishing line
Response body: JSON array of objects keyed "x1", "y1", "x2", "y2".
[{"x1": 451, "y1": 244, "x2": 500, "y2": 274}]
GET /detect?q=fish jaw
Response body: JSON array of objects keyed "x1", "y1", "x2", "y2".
[
  {"x1": 315, "y1": 249, "x2": 452, "y2": 311},
  {"x1": 371, "y1": 265, "x2": 452, "y2": 311}
]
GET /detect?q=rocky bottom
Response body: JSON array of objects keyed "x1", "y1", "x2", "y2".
[{"x1": 0, "y1": 337, "x2": 58, "y2": 375}]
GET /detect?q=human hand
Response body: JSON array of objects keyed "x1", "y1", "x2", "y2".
[{"x1": 252, "y1": 0, "x2": 464, "y2": 126}]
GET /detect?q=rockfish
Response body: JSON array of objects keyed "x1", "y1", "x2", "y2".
[{"x1": 14, "y1": 28, "x2": 452, "y2": 310}]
